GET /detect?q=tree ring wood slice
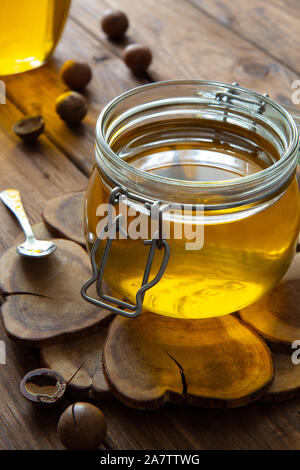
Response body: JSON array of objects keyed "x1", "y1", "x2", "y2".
[
  {"x1": 103, "y1": 312, "x2": 274, "y2": 410},
  {"x1": 42, "y1": 191, "x2": 85, "y2": 246},
  {"x1": 0, "y1": 239, "x2": 114, "y2": 347},
  {"x1": 260, "y1": 353, "x2": 300, "y2": 402},
  {"x1": 239, "y1": 253, "x2": 300, "y2": 353},
  {"x1": 41, "y1": 327, "x2": 111, "y2": 400}
]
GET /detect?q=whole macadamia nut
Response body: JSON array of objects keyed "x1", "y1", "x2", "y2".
[
  {"x1": 57, "y1": 402, "x2": 107, "y2": 450},
  {"x1": 123, "y1": 44, "x2": 152, "y2": 74},
  {"x1": 101, "y1": 10, "x2": 129, "y2": 39},
  {"x1": 55, "y1": 91, "x2": 87, "y2": 124},
  {"x1": 60, "y1": 60, "x2": 92, "y2": 90}
]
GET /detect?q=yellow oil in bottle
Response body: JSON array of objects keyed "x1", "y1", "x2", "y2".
[
  {"x1": 0, "y1": 0, "x2": 71, "y2": 75},
  {"x1": 85, "y1": 119, "x2": 300, "y2": 319}
]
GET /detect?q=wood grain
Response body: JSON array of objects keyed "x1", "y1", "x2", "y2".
[
  {"x1": 42, "y1": 191, "x2": 85, "y2": 246},
  {"x1": 5, "y1": 0, "x2": 299, "y2": 176},
  {"x1": 41, "y1": 327, "x2": 112, "y2": 400},
  {"x1": 4, "y1": 12, "x2": 147, "y2": 175},
  {"x1": 73, "y1": 0, "x2": 297, "y2": 104},
  {"x1": 191, "y1": 0, "x2": 300, "y2": 80},
  {"x1": 239, "y1": 253, "x2": 300, "y2": 352},
  {"x1": 0, "y1": 100, "x2": 88, "y2": 449},
  {"x1": 260, "y1": 353, "x2": 300, "y2": 403},
  {"x1": 0, "y1": 239, "x2": 113, "y2": 346},
  {"x1": 104, "y1": 312, "x2": 273, "y2": 410},
  {"x1": 1, "y1": 0, "x2": 300, "y2": 451}
]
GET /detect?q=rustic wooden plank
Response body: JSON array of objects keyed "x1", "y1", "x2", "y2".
[
  {"x1": 65, "y1": 0, "x2": 300, "y2": 450},
  {"x1": 4, "y1": 0, "x2": 299, "y2": 177},
  {"x1": 0, "y1": 99, "x2": 87, "y2": 449},
  {"x1": 72, "y1": 0, "x2": 297, "y2": 107},
  {"x1": 0, "y1": 101, "x2": 106, "y2": 450},
  {"x1": 100, "y1": 397, "x2": 300, "y2": 450},
  {"x1": 0, "y1": 100, "x2": 120, "y2": 450},
  {"x1": 0, "y1": 100, "x2": 86, "y2": 250},
  {"x1": 283, "y1": 0, "x2": 300, "y2": 11},
  {"x1": 4, "y1": 12, "x2": 148, "y2": 175},
  {"x1": 190, "y1": 0, "x2": 300, "y2": 81},
  {"x1": 1, "y1": 0, "x2": 300, "y2": 451},
  {"x1": 0, "y1": 10, "x2": 208, "y2": 451}
]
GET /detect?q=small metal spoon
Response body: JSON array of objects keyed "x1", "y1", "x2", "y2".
[{"x1": 0, "y1": 189, "x2": 56, "y2": 258}]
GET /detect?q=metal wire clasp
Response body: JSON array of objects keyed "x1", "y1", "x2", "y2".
[
  {"x1": 81, "y1": 187, "x2": 170, "y2": 318},
  {"x1": 215, "y1": 83, "x2": 268, "y2": 129}
]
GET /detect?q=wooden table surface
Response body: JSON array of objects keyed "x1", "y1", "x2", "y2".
[{"x1": 1, "y1": 0, "x2": 300, "y2": 450}]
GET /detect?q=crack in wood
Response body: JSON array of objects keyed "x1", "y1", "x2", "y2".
[
  {"x1": 92, "y1": 55, "x2": 110, "y2": 63},
  {"x1": 2, "y1": 291, "x2": 51, "y2": 299},
  {"x1": 164, "y1": 349, "x2": 187, "y2": 399},
  {"x1": 67, "y1": 359, "x2": 89, "y2": 384}
]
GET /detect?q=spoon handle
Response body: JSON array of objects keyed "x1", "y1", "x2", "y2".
[{"x1": 0, "y1": 189, "x2": 35, "y2": 240}]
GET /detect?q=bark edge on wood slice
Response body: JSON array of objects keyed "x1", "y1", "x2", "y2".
[
  {"x1": 0, "y1": 239, "x2": 113, "y2": 347},
  {"x1": 103, "y1": 312, "x2": 274, "y2": 410},
  {"x1": 41, "y1": 327, "x2": 112, "y2": 400},
  {"x1": 239, "y1": 253, "x2": 300, "y2": 353},
  {"x1": 42, "y1": 191, "x2": 85, "y2": 246},
  {"x1": 260, "y1": 352, "x2": 300, "y2": 403}
]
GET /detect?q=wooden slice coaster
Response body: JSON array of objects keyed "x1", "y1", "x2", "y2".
[
  {"x1": 239, "y1": 253, "x2": 300, "y2": 352},
  {"x1": 260, "y1": 352, "x2": 300, "y2": 402},
  {"x1": 42, "y1": 191, "x2": 85, "y2": 246},
  {"x1": 103, "y1": 312, "x2": 274, "y2": 410},
  {"x1": 41, "y1": 327, "x2": 111, "y2": 400},
  {"x1": 0, "y1": 239, "x2": 113, "y2": 347}
]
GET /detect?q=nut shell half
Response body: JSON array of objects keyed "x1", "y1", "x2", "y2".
[{"x1": 20, "y1": 368, "x2": 67, "y2": 406}]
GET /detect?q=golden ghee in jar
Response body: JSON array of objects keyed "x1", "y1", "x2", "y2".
[
  {"x1": 0, "y1": 0, "x2": 71, "y2": 75},
  {"x1": 83, "y1": 81, "x2": 300, "y2": 319}
]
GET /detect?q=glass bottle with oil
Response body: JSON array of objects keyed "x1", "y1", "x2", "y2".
[{"x1": 0, "y1": 0, "x2": 71, "y2": 75}]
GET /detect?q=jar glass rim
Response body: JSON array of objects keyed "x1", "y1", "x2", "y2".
[{"x1": 96, "y1": 79, "x2": 299, "y2": 192}]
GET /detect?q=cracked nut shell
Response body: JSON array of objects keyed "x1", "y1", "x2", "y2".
[
  {"x1": 57, "y1": 402, "x2": 107, "y2": 450},
  {"x1": 60, "y1": 60, "x2": 92, "y2": 90},
  {"x1": 20, "y1": 368, "x2": 66, "y2": 406},
  {"x1": 55, "y1": 91, "x2": 87, "y2": 124},
  {"x1": 123, "y1": 44, "x2": 152, "y2": 74},
  {"x1": 13, "y1": 115, "x2": 44, "y2": 141},
  {"x1": 101, "y1": 10, "x2": 129, "y2": 39}
]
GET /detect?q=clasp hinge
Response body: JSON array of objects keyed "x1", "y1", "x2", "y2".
[
  {"x1": 81, "y1": 187, "x2": 170, "y2": 318},
  {"x1": 214, "y1": 83, "x2": 269, "y2": 129}
]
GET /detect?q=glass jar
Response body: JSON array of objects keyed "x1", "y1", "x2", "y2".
[
  {"x1": 0, "y1": 0, "x2": 71, "y2": 75},
  {"x1": 82, "y1": 80, "x2": 300, "y2": 319}
]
